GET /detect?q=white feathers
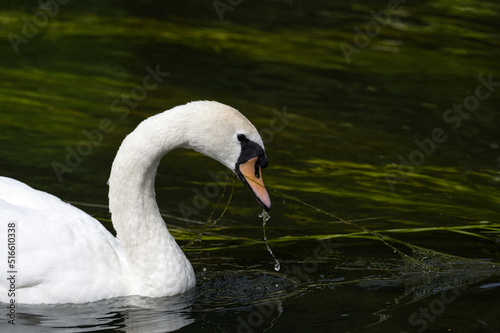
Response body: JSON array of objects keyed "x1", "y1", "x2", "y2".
[{"x1": 0, "y1": 101, "x2": 265, "y2": 304}]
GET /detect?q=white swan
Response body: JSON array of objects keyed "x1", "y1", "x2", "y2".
[{"x1": 0, "y1": 101, "x2": 271, "y2": 304}]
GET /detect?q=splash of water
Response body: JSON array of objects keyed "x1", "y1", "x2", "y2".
[{"x1": 259, "y1": 210, "x2": 280, "y2": 271}]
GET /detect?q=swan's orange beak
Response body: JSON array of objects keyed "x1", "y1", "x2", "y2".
[{"x1": 238, "y1": 156, "x2": 271, "y2": 211}]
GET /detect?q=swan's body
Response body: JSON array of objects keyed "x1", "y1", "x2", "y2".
[{"x1": 0, "y1": 101, "x2": 270, "y2": 304}]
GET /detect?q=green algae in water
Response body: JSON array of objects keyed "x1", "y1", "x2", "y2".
[
  {"x1": 270, "y1": 188, "x2": 498, "y2": 274},
  {"x1": 259, "y1": 210, "x2": 280, "y2": 271}
]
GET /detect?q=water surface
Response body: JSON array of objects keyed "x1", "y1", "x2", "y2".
[{"x1": 1, "y1": 0, "x2": 499, "y2": 332}]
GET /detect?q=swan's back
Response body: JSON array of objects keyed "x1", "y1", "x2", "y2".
[
  {"x1": 0, "y1": 176, "x2": 69, "y2": 210},
  {"x1": 0, "y1": 177, "x2": 128, "y2": 304}
]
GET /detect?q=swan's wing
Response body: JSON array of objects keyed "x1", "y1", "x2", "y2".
[{"x1": 0, "y1": 177, "x2": 129, "y2": 304}]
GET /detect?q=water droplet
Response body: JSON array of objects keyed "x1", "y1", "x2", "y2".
[
  {"x1": 259, "y1": 210, "x2": 280, "y2": 271},
  {"x1": 258, "y1": 210, "x2": 271, "y2": 224}
]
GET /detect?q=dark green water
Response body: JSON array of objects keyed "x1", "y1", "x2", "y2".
[{"x1": 1, "y1": 0, "x2": 500, "y2": 332}]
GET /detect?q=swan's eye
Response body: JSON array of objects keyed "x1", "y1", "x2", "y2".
[{"x1": 237, "y1": 134, "x2": 248, "y2": 143}]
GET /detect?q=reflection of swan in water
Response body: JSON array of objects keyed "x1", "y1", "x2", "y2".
[
  {"x1": 0, "y1": 101, "x2": 271, "y2": 304},
  {"x1": 0, "y1": 295, "x2": 195, "y2": 333}
]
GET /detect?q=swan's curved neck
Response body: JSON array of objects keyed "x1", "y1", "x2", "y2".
[{"x1": 108, "y1": 111, "x2": 194, "y2": 295}]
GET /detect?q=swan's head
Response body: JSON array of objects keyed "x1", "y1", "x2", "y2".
[{"x1": 176, "y1": 101, "x2": 271, "y2": 211}]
